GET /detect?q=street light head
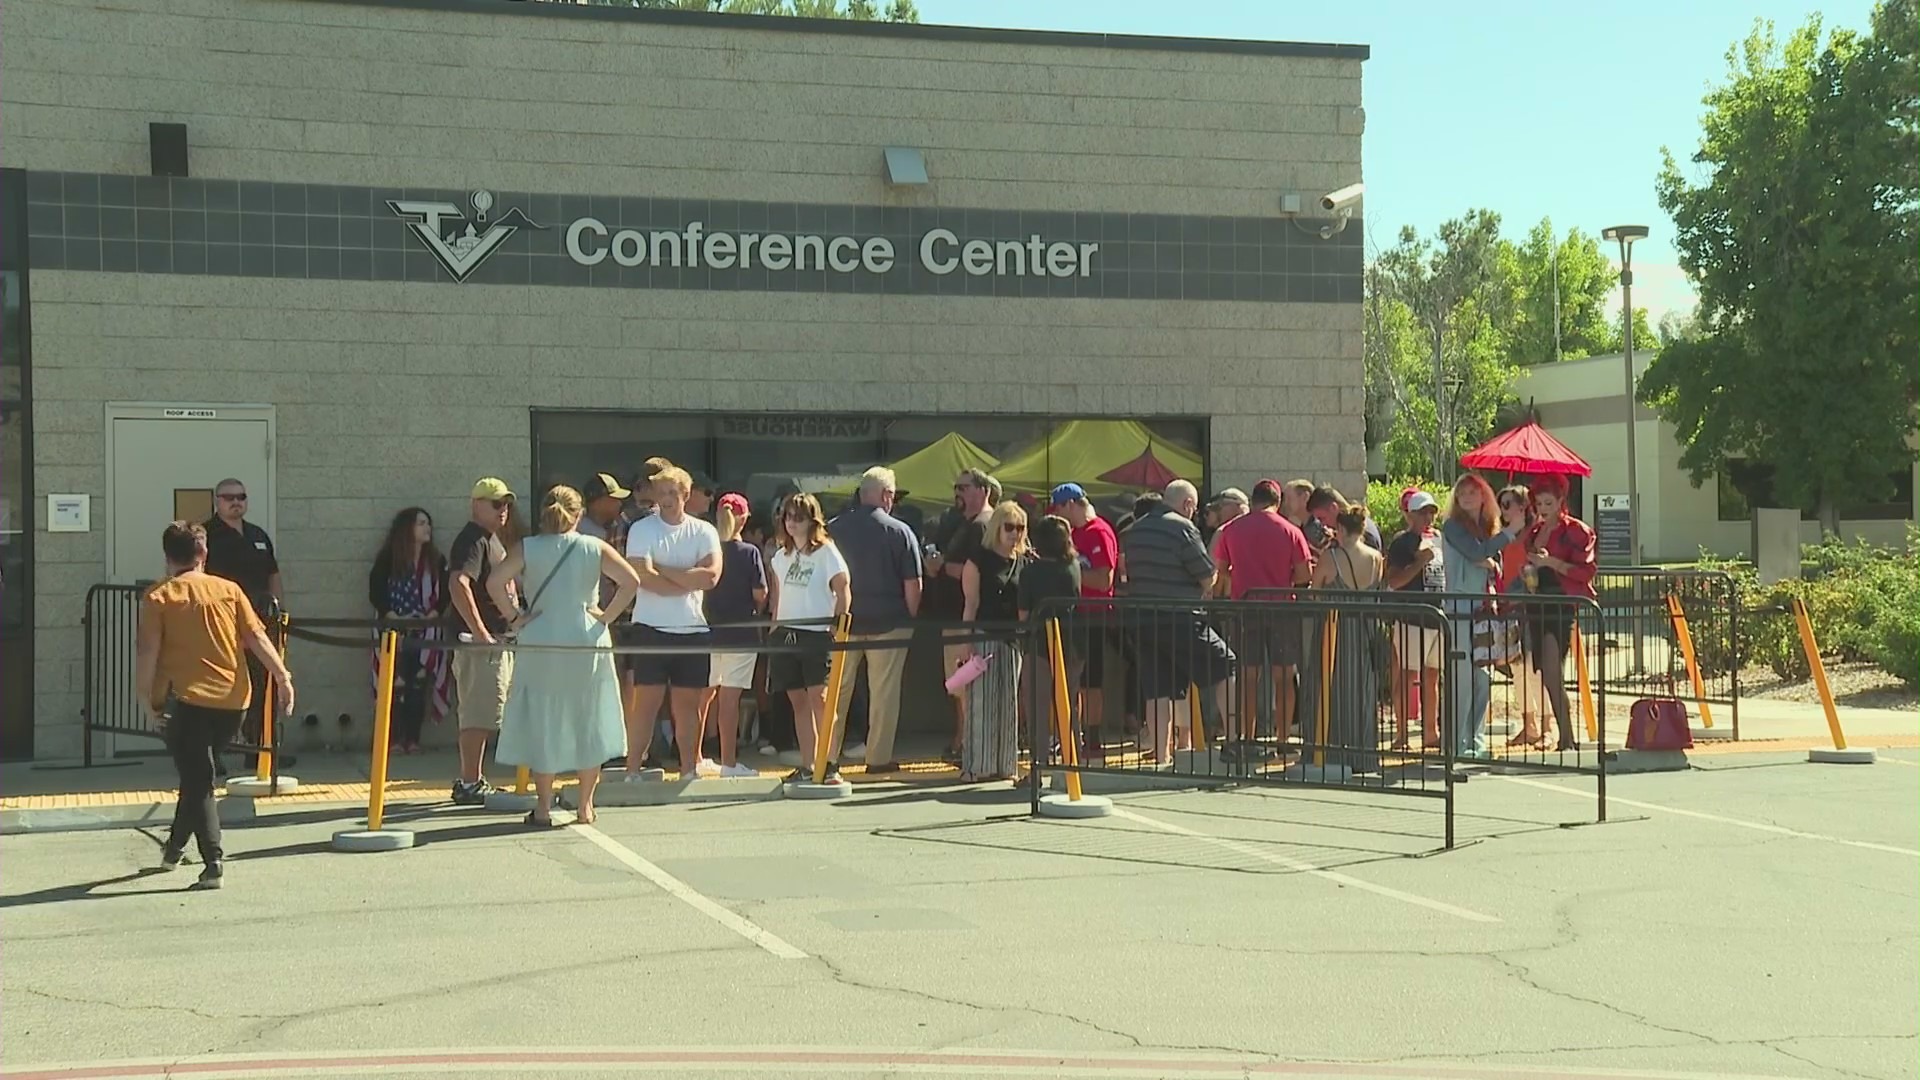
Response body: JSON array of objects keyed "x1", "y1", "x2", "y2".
[{"x1": 1602, "y1": 224, "x2": 1650, "y2": 246}]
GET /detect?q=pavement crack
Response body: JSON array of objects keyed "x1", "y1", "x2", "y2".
[
  {"x1": 1482, "y1": 954, "x2": 1720, "y2": 1046},
  {"x1": 807, "y1": 953, "x2": 1259, "y2": 1058},
  {"x1": 14, "y1": 987, "x2": 286, "y2": 1023}
]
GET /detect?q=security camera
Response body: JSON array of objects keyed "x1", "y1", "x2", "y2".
[{"x1": 1320, "y1": 183, "x2": 1365, "y2": 213}]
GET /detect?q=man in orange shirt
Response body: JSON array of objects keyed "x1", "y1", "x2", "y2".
[{"x1": 135, "y1": 522, "x2": 295, "y2": 889}]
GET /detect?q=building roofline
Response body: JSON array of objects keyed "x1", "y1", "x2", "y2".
[{"x1": 317, "y1": 0, "x2": 1371, "y2": 62}]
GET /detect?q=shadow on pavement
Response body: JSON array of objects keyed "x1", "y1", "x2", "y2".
[
  {"x1": 0, "y1": 868, "x2": 196, "y2": 908},
  {"x1": 873, "y1": 815, "x2": 1412, "y2": 875}
]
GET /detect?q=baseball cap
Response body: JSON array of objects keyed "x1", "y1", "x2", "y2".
[
  {"x1": 471, "y1": 477, "x2": 513, "y2": 501},
  {"x1": 689, "y1": 470, "x2": 717, "y2": 494},
  {"x1": 1049, "y1": 482, "x2": 1087, "y2": 507},
  {"x1": 583, "y1": 472, "x2": 630, "y2": 502},
  {"x1": 1218, "y1": 487, "x2": 1249, "y2": 506},
  {"x1": 1406, "y1": 490, "x2": 1439, "y2": 513},
  {"x1": 717, "y1": 492, "x2": 750, "y2": 519}
]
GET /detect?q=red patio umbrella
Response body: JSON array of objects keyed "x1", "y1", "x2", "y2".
[
  {"x1": 1459, "y1": 420, "x2": 1591, "y2": 476},
  {"x1": 1099, "y1": 446, "x2": 1181, "y2": 490}
]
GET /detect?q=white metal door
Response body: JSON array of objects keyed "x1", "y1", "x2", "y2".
[{"x1": 107, "y1": 411, "x2": 272, "y2": 584}]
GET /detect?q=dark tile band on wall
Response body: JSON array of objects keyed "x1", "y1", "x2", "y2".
[{"x1": 21, "y1": 171, "x2": 1365, "y2": 304}]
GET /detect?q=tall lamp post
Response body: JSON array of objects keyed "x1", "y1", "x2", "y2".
[{"x1": 1602, "y1": 225, "x2": 1649, "y2": 565}]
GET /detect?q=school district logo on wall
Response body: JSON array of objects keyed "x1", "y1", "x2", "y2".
[{"x1": 386, "y1": 190, "x2": 545, "y2": 283}]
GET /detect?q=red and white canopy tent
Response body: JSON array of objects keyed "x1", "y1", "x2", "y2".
[{"x1": 1459, "y1": 420, "x2": 1591, "y2": 477}]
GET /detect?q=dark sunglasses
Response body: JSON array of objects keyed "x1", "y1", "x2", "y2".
[
  {"x1": 489, "y1": 498, "x2": 512, "y2": 510},
  {"x1": 217, "y1": 492, "x2": 248, "y2": 502},
  {"x1": 1002, "y1": 523, "x2": 1027, "y2": 533}
]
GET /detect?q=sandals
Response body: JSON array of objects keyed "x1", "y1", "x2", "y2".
[
  {"x1": 523, "y1": 811, "x2": 563, "y2": 829},
  {"x1": 571, "y1": 812, "x2": 596, "y2": 826}
]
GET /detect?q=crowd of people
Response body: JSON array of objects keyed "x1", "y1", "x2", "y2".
[{"x1": 130, "y1": 458, "x2": 1602, "y2": 860}]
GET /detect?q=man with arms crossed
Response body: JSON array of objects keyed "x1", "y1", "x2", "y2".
[
  {"x1": 448, "y1": 478, "x2": 518, "y2": 805},
  {"x1": 923, "y1": 468, "x2": 995, "y2": 761},
  {"x1": 202, "y1": 477, "x2": 285, "y2": 773},
  {"x1": 625, "y1": 466, "x2": 722, "y2": 779}
]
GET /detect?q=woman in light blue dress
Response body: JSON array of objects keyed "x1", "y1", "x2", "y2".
[{"x1": 487, "y1": 485, "x2": 640, "y2": 826}]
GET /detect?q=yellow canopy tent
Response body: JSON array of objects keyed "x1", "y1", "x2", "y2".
[
  {"x1": 817, "y1": 432, "x2": 1001, "y2": 513},
  {"x1": 994, "y1": 419, "x2": 1204, "y2": 497}
]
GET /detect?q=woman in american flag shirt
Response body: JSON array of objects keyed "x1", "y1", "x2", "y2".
[{"x1": 368, "y1": 508, "x2": 452, "y2": 753}]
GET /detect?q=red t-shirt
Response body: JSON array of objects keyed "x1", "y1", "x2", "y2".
[
  {"x1": 1211, "y1": 509, "x2": 1312, "y2": 600},
  {"x1": 1071, "y1": 517, "x2": 1118, "y2": 600}
]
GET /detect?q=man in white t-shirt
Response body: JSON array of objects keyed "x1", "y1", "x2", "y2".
[{"x1": 624, "y1": 466, "x2": 722, "y2": 779}]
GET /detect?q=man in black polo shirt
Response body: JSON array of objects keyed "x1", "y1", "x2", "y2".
[{"x1": 203, "y1": 477, "x2": 285, "y2": 769}]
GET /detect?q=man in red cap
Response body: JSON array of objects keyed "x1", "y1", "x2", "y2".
[{"x1": 1049, "y1": 483, "x2": 1117, "y2": 762}]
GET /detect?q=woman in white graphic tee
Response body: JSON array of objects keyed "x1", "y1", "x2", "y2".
[{"x1": 766, "y1": 493, "x2": 852, "y2": 784}]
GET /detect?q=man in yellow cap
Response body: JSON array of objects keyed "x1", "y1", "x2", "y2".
[{"x1": 447, "y1": 477, "x2": 519, "y2": 804}]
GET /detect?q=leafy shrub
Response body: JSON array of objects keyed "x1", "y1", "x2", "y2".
[
  {"x1": 1696, "y1": 531, "x2": 1918, "y2": 684},
  {"x1": 1365, "y1": 477, "x2": 1449, "y2": 538}
]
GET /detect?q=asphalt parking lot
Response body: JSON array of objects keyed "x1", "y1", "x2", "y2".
[{"x1": 3, "y1": 751, "x2": 1915, "y2": 1080}]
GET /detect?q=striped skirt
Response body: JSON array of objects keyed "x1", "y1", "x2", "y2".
[{"x1": 962, "y1": 640, "x2": 1022, "y2": 779}]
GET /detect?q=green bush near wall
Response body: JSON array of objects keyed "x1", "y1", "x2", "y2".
[{"x1": 1699, "y1": 528, "x2": 1919, "y2": 685}]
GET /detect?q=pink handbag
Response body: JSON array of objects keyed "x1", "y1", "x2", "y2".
[{"x1": 944, "y1": 653, "x2": 993, "y2": 695}]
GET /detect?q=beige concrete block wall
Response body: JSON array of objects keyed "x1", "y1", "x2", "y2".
[{"x1": 7, "y1": 0, "x2": 1365, "y2": 756}]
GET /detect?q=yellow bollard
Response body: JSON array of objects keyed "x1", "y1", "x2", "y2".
[
  {"x1": 1572, "y1": 623, "x2": 1597, "y2": 742},
  {"x1": 254, "y1": 613, "x2": 289, "y2": 783},
  {"x1": 812, "y1": 613, "x2": 853, "y2": 785},
  {"x1": 1666, "y1": 595, "x2": 1715, "y2": 729},
  {"x1": 1792, "y1": 598, "x2": 1848, "y2": 750},
  {"x1": 1314, "y1": 611, "x2": 1338, "y2": 769},
  {"x1": 367, "y1": 630, "x2": 398, "y2": 832},
  {"x1": 1047, "y1": 619, "x2": 1082, "y2": 800},
  {"x1": 514, "y1": 765, "x2": 531, "y2": 795},
  {"x1": 1187, "y1": 683, "x2": 1203, "y2": 747}
]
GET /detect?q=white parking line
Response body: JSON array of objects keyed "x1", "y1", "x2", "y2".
[
  {"x1": 1875, "y1": 755, "x2": 1919, "y2": 767},
  {"x1": 1493, "y1": 775, "x2": 1920, "y2": 858},
  {"x1": 1109, "y1": 807, "x2": 1501, "y2": 923},
  {"x1": 573, "y1": 824, "x2": 809, "y2": 959}
]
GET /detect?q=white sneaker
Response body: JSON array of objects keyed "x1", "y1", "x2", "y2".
[
  {"x1": 720, "y1": 762, "x2": 759, "y2": 778},
  {"x1": 841, "y1": 742, "x2": 867, "y2": 762},
  {"x1": 693, "y1": 758, "x2": 722, "y2": 778}
]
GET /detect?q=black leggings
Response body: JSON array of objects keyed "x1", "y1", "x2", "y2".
[
  {"x1": 391, "y1": 647, "x2": 430, "y2": 747},
  {"x1": 167, "y1": 702, "x2": 244, "y2": 864}
]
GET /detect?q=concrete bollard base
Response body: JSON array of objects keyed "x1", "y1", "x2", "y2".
[
  {"x1": 1603, "y1": 749, "x2": 1691, "y2": 774},
  {"x1": 1282, "y1": 762, "x2": 1353, "y2": 783},
  {"x1": 483, "y1": 790, "x2": 542, "y2": 812},
  {"x1": 1807, "y1": 747, "x2": 1876, "y2": 765},
  {"x1": 331, "y1": 828, "x2": 415, "y2": 852},
  {"x1": 1037, "y1": 793, "x2": 1113, "y2": 819},
  {"x1": 783, "y1": 779, "x2": 854, "y2": 801},
  {"x1": 224, "y1": 776, "x2": 300, "y2": 798}
]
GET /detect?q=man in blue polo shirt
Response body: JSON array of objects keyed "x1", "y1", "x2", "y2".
[{"x1": 827, "y1": 466, "x2": 923, "y2": 772}]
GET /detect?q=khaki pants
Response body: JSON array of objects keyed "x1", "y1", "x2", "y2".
[{"x1": 830, "y1": 629, "x2": 913, "y2": 766}]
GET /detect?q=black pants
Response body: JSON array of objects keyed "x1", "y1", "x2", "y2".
[
  {"x1": 167, "y1": 702, "x2": 244, "y2": 864},
  {"x1": 392, "y1": 646, "x2": 429, "y2": 747}
]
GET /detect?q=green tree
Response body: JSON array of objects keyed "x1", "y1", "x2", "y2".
[
  {"x1": 1366, "y1": 211, "x2": 1516, "y2": 480},
  {"x1": 1641, "y1": 1, "x2": 1917, "y2": 534},
  {"x1": 1501, "y1": 219, "x2": 1626, "y2": 365}
]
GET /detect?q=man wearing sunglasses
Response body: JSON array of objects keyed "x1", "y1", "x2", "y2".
[{"x1": 202, "y1": 478, "x2": 285, "y2": 772}]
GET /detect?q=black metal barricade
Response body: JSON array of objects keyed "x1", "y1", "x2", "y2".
[
  {"x1": 81, "y1": 583, "x2": 281, "y2": 776},
  {"x1": 1023, "y1": 595, "x2": 1466, "y2": 847},
  {"x1": 1591, "y1": 568, "x2": 1740, "y2": 740}
]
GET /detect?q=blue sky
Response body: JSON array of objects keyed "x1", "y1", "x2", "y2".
[{"x1": 917, "y1": 0, "x2": 1878, "y2": 323}]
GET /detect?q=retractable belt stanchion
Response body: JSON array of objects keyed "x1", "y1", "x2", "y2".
[
  {"x1": 333, "y1": 630, "x2": 415, "y2": 851},
  {"x1": 1572, "y1": 623, "x2": 1598, "y2": 743},
  {"x1": 1038, "y1": 617, "x2": 1110, "y2": 818},
  {"x1": 1794, "y1": 598, "x2": 1875, "y2": 765},
  {"x1": 1285, "y1": 611, "x2": 1349, "y2": 782},
  {"x1": 228, "y1": 612, "x2": 300, "y2": 797},
  {"x1": 1665, "y1": 595, "x2": 1715, "y2": 732}
]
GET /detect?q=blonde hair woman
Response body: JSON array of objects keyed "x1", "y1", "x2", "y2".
[
  {"x1": 957, "y1": 500, "x2": 1030, "y2": 783},
  {"x1": 766, "y1": 492, "x2": 851, "y2": 784},
  {"x1": 487, "y1": 485, "x2": 642, "y2": 827}
]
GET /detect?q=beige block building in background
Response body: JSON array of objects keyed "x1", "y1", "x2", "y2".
[{"x1": 0, "y1": 0, "x2": 1369, "y2": 760}]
